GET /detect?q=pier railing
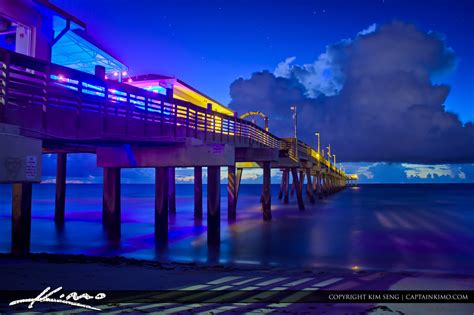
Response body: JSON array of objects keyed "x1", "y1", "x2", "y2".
[
  {"x1": 0, "y1": 48, "x2": 348, "y2": 177},
  {"x1": 0, "y1": 48, "x2": 280, "y2": 149}
]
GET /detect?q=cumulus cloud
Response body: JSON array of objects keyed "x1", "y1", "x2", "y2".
[{"x1": 230, "y1": 21, "x2": 474, "y2": 163}]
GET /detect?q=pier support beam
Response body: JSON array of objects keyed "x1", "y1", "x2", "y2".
[
  {"x1": 207, "y1": 166, "x2": 221, "y2": 246},
  {"x1": 261, "y1": 162, "x2": 272, "y2": 221},
  {"x1": 306, "y1": 169, "x2": 315, "y2": 204},
  {"x1": 155, "y1": 167, "x2": 169, "y2": 243},
  {"x1": 227, "y1": 166, "x2": 237, "y2": 222},
  {"x1": 168, "y1": 167, "x2": 176, "y2": 214},
  {"x1": 12, "y1": 183, "x2": 32, "y2": 255},
  {"x1": 291, "y1": 168, "x2": 305, "y2": 211},
  {"x1": 102, "y1": 167, "x2": 121, "y2": 240},
  {"x1": 55, "y1": 153, "x2": 67, "y2": 225},
  {"x1": 194, "y1": 167, "x2": 203, "y2": 219}
]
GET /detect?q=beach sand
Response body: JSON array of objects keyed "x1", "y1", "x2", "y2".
[{"x1": 1, "y1": 253, "x2": 473, "y2": 314}]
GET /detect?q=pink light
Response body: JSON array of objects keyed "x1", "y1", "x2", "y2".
[
  {"x1": 127, "y1": 78, "x2": 132, "y2": 83},
  {"x1": 113, "y1": 72, "x2": 119, "y2": 76},
  {"x1": 58, "y1": 74, "x2": 65, "y2": 81},
  {"x1": 105, "y1": 75, "x2": 108, "y2": 79},
  {"x1": 122, "y1": 71, "x2": 127, "y2": 76}
]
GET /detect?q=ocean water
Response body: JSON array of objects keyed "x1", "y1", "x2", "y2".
[{"x1": 0, "y1": 183, "x2": 473, "y2": 274}]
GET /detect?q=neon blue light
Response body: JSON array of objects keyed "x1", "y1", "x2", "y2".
[
  {"x1": 82, "y1": 89, "x2": 105, "y2": 97},
  {"x1": 144, "y1": 85, "x2": 167, "y2": 95},
  {"x1": 82, "y1": 82, "x2": 105, "y2": 92}
]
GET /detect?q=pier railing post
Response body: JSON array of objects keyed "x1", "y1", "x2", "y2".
[
  {"x1": 155, "y1": 167, "x2": 169, "y2": 243},
  {"x1": 102, "y1": 167, "x2": 121, "y2": 240},
  {"x1": 55, "y1": 153, "x2": 67, "y2": 225},
  {"x1": 194, "y1": 166, "x2": 203, "y2": 219},
  {"x1": 262, "y1": 161, "x2": 272, "y2": 221},
  {"x1": 207, "y1": 166, "x2": 221, "y2": 246},
  {"x1": 11, "y1": 183, "x2": 32, "y2": 255}
]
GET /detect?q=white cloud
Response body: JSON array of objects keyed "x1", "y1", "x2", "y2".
[
  {"x1": 274, "y1": 56, "x2": 296, "y2": 78},
  {"x1": 357, "y1": 23, "x2": 377, "y2": 36}
]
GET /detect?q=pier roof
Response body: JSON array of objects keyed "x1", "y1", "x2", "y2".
[{"x1": 129, "y1": 74, "x2": 235, "y2": 116}]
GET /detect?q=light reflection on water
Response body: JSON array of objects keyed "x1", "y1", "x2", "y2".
[{"x1": 0, "y1": 184, "x2": 473, "y2": 274}]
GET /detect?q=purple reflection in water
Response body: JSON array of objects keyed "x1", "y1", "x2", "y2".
[{"x1": 0, "y1": 184, "x2": 473, "y2": 274}]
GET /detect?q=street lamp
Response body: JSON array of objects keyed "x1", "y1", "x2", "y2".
[
  {"x1": 326, "y1": 144, "x2": 331, "y2": 158},
  {"x1": 290, "y1": 105, "x2": 297, "y2": 139},
  {"x1": 315, "y1": 132, "x2": 320, "y2": 154},
  {"x1": 291, "y1": 105, "x2": 298, "y2": 159},
  {"x1": 333, "y1": 154, "x2": 336, "y2": 168}
]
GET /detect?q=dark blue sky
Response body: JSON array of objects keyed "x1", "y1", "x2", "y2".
[
  {"x1": 54, "y1": 0, "x2": 473, "y2": 122},
  {"x1": 51, "y1": 0, "x2": 474, "y2": 183}
]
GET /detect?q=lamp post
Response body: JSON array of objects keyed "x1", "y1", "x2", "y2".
[
  {"x1": 291, "y1": 105, "x2": 298, "y2": 159},
  {"x1": 315, "y1": 132, "x2": 320, "y2": 154},
  {"x1": 333, "y1": 154, "x2": 336, "y2": 169},
  {"x1": 290, "y1": 105, "x2": 297, "y2": 139}
]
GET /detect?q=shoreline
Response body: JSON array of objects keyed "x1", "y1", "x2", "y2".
[{"x1": 1, "y1": 252, "x2": 473, "y2": 279}]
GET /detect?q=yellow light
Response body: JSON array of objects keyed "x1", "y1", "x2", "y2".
[
  {"x1": 173, "y1": 85, "x2": 234, "y2": 116},
  {"x1": 351, "y1": 265, "x2": 360, "y2": 271}
]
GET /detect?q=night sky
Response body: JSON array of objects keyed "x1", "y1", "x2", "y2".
[{"x1": 50, "y1": 0, "x2": 474, "y2": 183}]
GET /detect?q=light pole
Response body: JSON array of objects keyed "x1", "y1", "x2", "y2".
[
  {"x1": 290, "y1": 105, "x2": 297, "y2": 139},
  {"x1": 291, "y1": 105, "x2": 298, "y2": 159},
  {"x1": 315, "y1": 132, "x2": 320, "y2": 154},
  {"x1": 333, "y1": 154, "x2": 336, "y2": 168},
  {"x1": 326, "y1": 144, "x2": 331, "y2": 159}
]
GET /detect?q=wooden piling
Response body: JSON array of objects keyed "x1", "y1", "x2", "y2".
[
  {"x1": 194, "y1": 166, "x2": 203, "y2": 219},
  {"x1": 306, "y1": 169, "x2": 315, "y2": 204},
  {"x1": 291, "y1": 168, "x2": 305, "y2": 211},
  {"x1": 155, "y1": 167, "x2": 169, "y2": 243},
  {"x1": 168, "y1": 167, "x2": 176, "y2": 214},
  {"x1": 236, "y1": 167, "x2": 243, "y2": 205},
  {"x1": 262, "y1": 161, "x2": 271, "y2": 221},
  {"x1": 55, "y1": 153, "x2": 67, "y2": 225},
  {"x1": 227, "y1": 165, "x2": 237, "y2": 222},
  {"x1": 11, "y1": 183, "x2": 32, "y2": 255},
  {"x1": 283, "y1": 169, "x2": 289, "y2": 204},
  {"x1": 299, "y1": 170, "x2": 305, "y2": 191},
  {"x1": 207, "y1": 166, "x2": 221, "y2": 246},
  {"x1": 317, "y1": 173, "x2": 323, "y2": 199},
  {"x1": 102, "y1": 167, "x2": 121, "y2": 240}
]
